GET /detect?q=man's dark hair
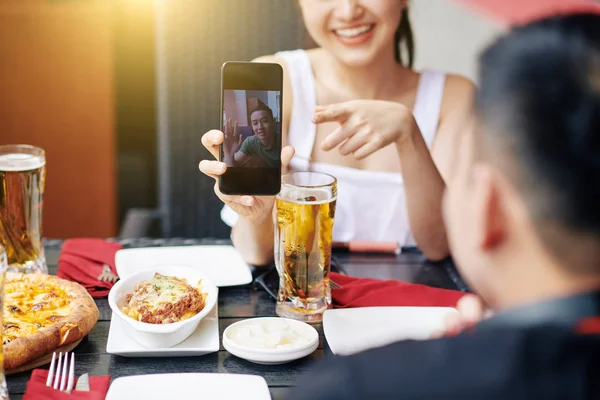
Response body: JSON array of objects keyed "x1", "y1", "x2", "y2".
[
  {"x1": 250, "y1": 103, "x2": 275, "y2": 120},
  {"x1": 476, "y1": 13, "x2": 600, "y2": 272}
]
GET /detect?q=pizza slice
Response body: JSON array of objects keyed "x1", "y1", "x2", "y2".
[{"x1": 2, "y1": 272, "x2": 99, "y2": 370}]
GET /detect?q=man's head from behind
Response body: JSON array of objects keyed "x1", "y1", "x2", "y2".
[
  {"x1": 250, "y1": 104, "x2": 276, "y2": 147},
  {"x1": 444, "y1": 13, "x2": 600, "y2": 309}
]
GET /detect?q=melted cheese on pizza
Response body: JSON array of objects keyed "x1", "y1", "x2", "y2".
[
  {"x1": 122, "y1": 273, "x2": 205, "y2": 324},
  {"x1": 3, "y1": 279, "x2": 73, "y2": 344}
]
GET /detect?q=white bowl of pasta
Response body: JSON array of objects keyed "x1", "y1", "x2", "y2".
[{"x1": 108, "y1": 265, "x2": 218, "y2": 348}]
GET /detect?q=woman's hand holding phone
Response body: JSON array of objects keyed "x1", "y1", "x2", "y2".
[{"x1": 199, "y1": 129, "x2": 295, "y2": 221}]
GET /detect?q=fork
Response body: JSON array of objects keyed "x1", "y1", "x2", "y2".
[
  {"x1": 98, "y1": 264, "x2": 118, "y2": 283},
  {"x1": 46, "y1": 351, "x2": 75, "y2": 393},
  {"x1": 330, "y1": 280, "x2": 341, "y2": 290}
]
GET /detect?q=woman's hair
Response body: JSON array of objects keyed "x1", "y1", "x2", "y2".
[{"x1": 394, "y1": 7, "x2": 414, "y2": 67}]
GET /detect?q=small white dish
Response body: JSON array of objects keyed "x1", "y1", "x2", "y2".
[
  {"x1": 108, "y1": 265, "x2": 218, "y2": 349},
  {"x1": 223, "y1": 317, "x2": 319, "y2": 365},
  {"x1": 115, "y1": 245, "x2": 252, "y2": 287},
  {"x1": 323, "y1": 306, "x2": 459, "y2": 356},
  {"x1": 106, "y1": 304, "x2": 219, "y2": 357},
  {"x1": 106, "y1": 373, "x2": 271, "y2": 400}
]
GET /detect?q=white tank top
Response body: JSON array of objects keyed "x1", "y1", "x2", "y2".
[{"x1": 222, "y1": 49, "x2": 445, "y2": 247}]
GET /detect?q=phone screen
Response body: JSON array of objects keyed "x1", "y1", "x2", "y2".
[{"x1": 219, "y1": 62, "x2": 283, "y2": 195}]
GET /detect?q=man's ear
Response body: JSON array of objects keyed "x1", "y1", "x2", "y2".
[{"x1": 471, "y1": 163, "x2": 506, "y2": 251}]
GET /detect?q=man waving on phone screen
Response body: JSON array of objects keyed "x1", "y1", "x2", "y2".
[{"x1": 222, "y1": 104, "x2": 280, "y2": 168}]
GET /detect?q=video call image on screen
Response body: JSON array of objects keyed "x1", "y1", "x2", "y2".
[{"x1": 222, "y1": 89, "x2": 281, "y2": 168}]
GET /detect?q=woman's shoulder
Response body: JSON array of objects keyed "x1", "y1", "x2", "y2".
[
  {"x1": 443, "y1": 73, "x2": 476, "y2": 98},
  {"x1": 411, "y1": 69, "x2": 474, "y2": 117},
  {"x1": 252, "y1": 54, "x2": 288, "y2": 67},
  {"x1": 253, "y1": 49, "x2": 322, "y2": 68},
  {"x1": 434, "y1": 71, "x2": 476, "y2": 119},
  {"x1": 418, "y1": 69, "x2": 475, "y2": 97},
  {"x1": 252, "y1": 49, "x2": 309, "y2": 67},
  {"x1": 427, "y1": 71, "x2": 476, "y2": 178},
  {"x1": 251, "y1": 52, "x2": 305, "y2": 84}
]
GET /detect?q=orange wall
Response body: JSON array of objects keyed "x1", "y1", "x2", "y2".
[{"x1": 0, "y1": 1, "x2": 117, "y2": 238}]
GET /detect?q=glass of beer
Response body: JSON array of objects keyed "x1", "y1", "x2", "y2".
[
  {"x1": 275, "y1": 172, "x2": 337, "y2": 323},
  {"x1": 0, "y1": 245, "x2": 10, "y2": 399},
  {"x1": 0, "y1": 145, "x2": 47, "y2": 274}
]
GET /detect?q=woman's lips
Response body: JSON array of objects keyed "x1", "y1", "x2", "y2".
[{"x1": 332, "y1": 24, "x2": 375, "y2": 45}]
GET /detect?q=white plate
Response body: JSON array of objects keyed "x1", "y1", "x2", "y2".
[
  {"x1": 106, "y1": 305, "x2": 219, "y2": 357},
  {"x1": 323, "y1": 306, "x2": 458, "y2": 356},
  {"x1": 223, "y1": 317, "x2": 319, "y2": 365},
  {"x1": 115, "y1": 245, "x2": 252, "y2": 287},
  {"x1": 106, "y1": 373, "x2": 271, "y2": 400}
]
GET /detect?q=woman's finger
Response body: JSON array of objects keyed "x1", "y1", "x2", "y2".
[
  {"x1": 281, "y1": 145, "x2": 295, "y2": 168},
  {"x1": 201, "y1": 130, "x2": 224, "y2": 160},
  {"x1": 199, "y1": 160, "x2": 227, "y2": 179},
  {"x1": 312, "y1": 103, "x2": 351, "y2": 124},
  {"x1": 338, "y1": 129, "x2": 369, "y2": 156},
  {"x1": 351, "y1": 140, "x2": 381, "y2": 160},
  {"x1": 214, "y1": 182, "x2": 255, "y2": 207},
  {"x1": 321, "y1": 126, "x2": 353, "y2": 151}
]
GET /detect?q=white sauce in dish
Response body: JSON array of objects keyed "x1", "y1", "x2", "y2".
[{"x1": 226, "y1": 319, "x2": 313, "y2": 350}]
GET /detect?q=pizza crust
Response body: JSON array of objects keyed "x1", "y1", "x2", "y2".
[{"x1": 2, "y1": 273, "x2": 99, "y2": 370}]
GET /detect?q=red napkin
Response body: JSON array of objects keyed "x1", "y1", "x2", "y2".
[
  {"x1": 330, "y1": 272, "x2": 466, "y2": 308},
  {"x1": 57, "y1": 239, "x2": 122, "y2": 298},
  {"x1": 23, "y1": 369, "x2": 110, "y2": 400}
]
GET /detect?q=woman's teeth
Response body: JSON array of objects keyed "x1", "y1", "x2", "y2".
[{"x1": 334, "y1": 24, "x2": 374, "y2": 38}]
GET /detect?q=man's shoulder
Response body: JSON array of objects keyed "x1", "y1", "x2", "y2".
[
  {"x1": 246, "y1": 135, "x2": 259, "y2": 145},
  {"x1": 359, "y1": 326, "x2": 600, "y2": 397},
  {"x1": 240, "y1": 135, "x2": 258, "y2": 152},
  {"x1": 291, "y1": 325, "x2": 600, "y2": 400}
]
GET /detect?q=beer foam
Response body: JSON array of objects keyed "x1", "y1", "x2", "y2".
[
  {"x1": 278, "y1": 186, "x2": 336, "y2": 204},
  {"x1": 0, "y1": 153, "x2": 45, "y2": 171}
]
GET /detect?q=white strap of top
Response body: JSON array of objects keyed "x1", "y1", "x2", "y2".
[
  {"x1": 275, "y1": 50, "x2": 317, "y2": 169},
  {"x1": 412, "y1": 70, "x2": 446, "y2": 149}
]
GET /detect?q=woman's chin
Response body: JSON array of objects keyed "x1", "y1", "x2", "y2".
[
  {"x1": 330, "y1": 51, "x2": 380, "y2": 68},
  {"x1": 322, "y1": 42, "x2": 388, "y2": 69}
]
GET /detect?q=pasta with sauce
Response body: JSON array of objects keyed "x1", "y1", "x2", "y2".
[{"x1": 122, "y1": 273, "x2": 206, "y2": 324}]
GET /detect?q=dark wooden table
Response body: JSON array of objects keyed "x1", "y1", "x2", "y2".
[{"x1": 6, "y1": 238, "x2": 467, "y2": 399}]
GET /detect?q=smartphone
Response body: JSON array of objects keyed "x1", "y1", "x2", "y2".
[{"x1": 219, "y1": 61, "x2": 283, "y2": 195}]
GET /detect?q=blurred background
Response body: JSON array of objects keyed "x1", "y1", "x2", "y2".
[{"x1": 0, "y1": 0, "x2": 504, "y2": 240}]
